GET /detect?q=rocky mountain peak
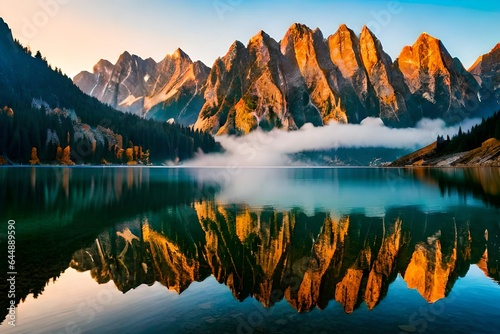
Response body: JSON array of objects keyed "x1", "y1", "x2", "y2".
[
  {"x1": 359, "y1": 26, "x2": 381, "y2": 49},
  {"x1": 337, "y1": 23, "x2": 350, "y2": 33},
  {"x1": 359, "y1": 25, "x2": 389, "y2": 72},
  {"x1": 357, "y1": 24, "x2": 409, "y2": 125},
  {"x1": 404, "y1": 32, "x2": 444, "y2": 54},
  {"x1": 221, "y1": 40, "x2": 247, "y2": 68},
  {"x1": 171, "y1": 47, "x2": 191, "y2": 62},
  {"x1": 248, "y1": 30, "x2": 280, "y2": 65},
  {"x1": 330, "y1": 23, "x2": 359, "y2": 48},
  {"x1": 117, "y1": 50, "x2": 133, "y2": 63},
  {"x1": 397, "y1": 32, "x2": 481, "y2": 122},
  {"x1": 328, "y1": 24, "x2": 362, "y2": 78},
  {"x1": 96, "y1": 58, "x2": 113, "y2": 67},
  {"x1": 248, "y1": 30, "x2": 277, "y2": 55},
  {"x1": 74, "y1": 46, "x2": 210, "y2": 125},
  {"x1": 282, "y1": 24, "x2": 327, "y2": 56},
  {"x1": 229, "y1": 40, "x2": 246, "y2": 51},
  {"x1": 193, "y1": 60, "x2": 211, "y2": 74},
  {"x1": 288, "y1": 22, "x2": 312, "y2": 35},
  {"x1": 226, "y1": 40, "x2": 246, "y2": 57},
  {"x1": 281, "y1": 23, "x2": 314, "y2": 49},
  {"x1": 250, "y1": 30, "x2": 270, "y2": 42},
  {"x1": 470, "y1": 42, "x2": 500, "y2": 72},
  {"x1": 93, "y1": 59, "x2": 113, "y2": 72},
  {"x1": 418, "y1": 32, "x2": 437, "y2": 41},
  {"x1": 403, "y1": 33, "x2": 445, "y2": 57},
  {"x1": 397, "y1": 32, "x2": 451, "y2": 81},
  {"x1": 469, "y1": 56, "x2": 484, "y2": 73},
  {"x1": 360, "y1": 25, "x2": 371, "y2": 35},
  {"x1": 280, "y1": 22, "x2": 347, "y2": 126}
]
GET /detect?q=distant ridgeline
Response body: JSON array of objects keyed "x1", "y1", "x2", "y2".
[
  {"x1": 74, "y1": 23, "x2": 500, "y2": 136},
  {"x1": 0, "y1": 18, "x2": 220, "y2": 165}
]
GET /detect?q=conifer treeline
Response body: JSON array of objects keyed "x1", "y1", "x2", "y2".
[
  {"x1": 0, "y1": 39, "x2": 221, "y2": 165},
  {"x1": 440, "y1": 110, "x2": 500, "y2": 154}
]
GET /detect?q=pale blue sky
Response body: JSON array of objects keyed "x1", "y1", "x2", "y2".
[{"x1": 1, "y1": 0, "x2": 499, "y2": 77}]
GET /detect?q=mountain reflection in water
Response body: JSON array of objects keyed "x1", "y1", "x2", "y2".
[
  {"x1": 70, "y1": 204, "x2": 499, "y2": 314},
  {"x1": 1, "y1": 167, "x2": 499, "y2": 329}
]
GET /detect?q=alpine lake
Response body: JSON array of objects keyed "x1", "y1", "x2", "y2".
[{"x1": 1, "y1": 166, "x2": 500, "y2": 333}]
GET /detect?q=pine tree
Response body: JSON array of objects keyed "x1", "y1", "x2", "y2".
[
  {"x1": 9, "y1": 129, "x2": 21, "y2": 162},
  {"x1": 495, "y1": 121, "x2": 500, "y2": 140}
]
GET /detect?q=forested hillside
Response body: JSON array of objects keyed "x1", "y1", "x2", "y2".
[
  {"x1": 390, "y1": 110, "x2": 500, "y2": 166},
  {"x1": 0, "y1": 18, "x2": 220, "y2": 165},
  {"x1": 441, "y1": 111, "x2": 500, "y2": 154}
]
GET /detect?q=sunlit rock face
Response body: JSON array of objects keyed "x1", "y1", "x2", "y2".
[
  {"x1": 195, "y1": 29, "x2": 322, "y2": 136},
  {"x1": 281, "y1": 24, "x2": 347, "y2": 125},
  {"x1": 328, "y1": 24, "x2": 377, "y2": 123},
  {"x1": 358, "y1": 27, "x2": 411, "y2": 126},
  {"x1": 396, "y1": 33, "x2": 480, "y2": 123},
  {"x1": 72, "y1": 22, "x2": 493, "y2": 134},
  {"x1": 194, "y1": 24, "x2": 485, "y2": 134}
]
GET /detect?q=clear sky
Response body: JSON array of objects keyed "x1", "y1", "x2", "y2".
[{"x1": 1, "y1": 0, "x2": 499, "y2": 77}]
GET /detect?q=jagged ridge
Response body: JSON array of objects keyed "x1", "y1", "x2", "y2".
[
  {"x1": 73, "y1": 22, "x2": 499, "y2": 135},
  {"x1": 74, "y1": 48, "x2": 210, "y2": 126},
  {"x1": 194, "y1": 23, "x2": 491, "y2": 134}
]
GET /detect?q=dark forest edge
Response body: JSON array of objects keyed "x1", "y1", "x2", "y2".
[
  {"x1": 391, "y1": 110, "x2": 500, "y2": 166},
  {"x1": 0, "y1": 21, "x2": 221, "y2": 166}
]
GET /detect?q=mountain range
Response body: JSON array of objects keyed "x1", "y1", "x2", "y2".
[
  {"x1": 74, "y1": 49, "x2": 209, "y2": 126},
  {"x1": 75, "y1": 23, "x2": 500, "y2": 135}
]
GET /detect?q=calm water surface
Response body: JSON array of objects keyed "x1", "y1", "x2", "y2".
[{"x1": 1, "y1": 167, "x2": 500, "y2": 333}]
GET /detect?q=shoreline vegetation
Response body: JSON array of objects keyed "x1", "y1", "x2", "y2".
[
  {"x1": 391, "y1": 111, "x2": 500, "y2": 167},
  {"x1": 390, "y1": 139, "x2": 500, "y2": 167},
  {"x1": 1, "y1": 161, "x2": 499, "y2": 169}
]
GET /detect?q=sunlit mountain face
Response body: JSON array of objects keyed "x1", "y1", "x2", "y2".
[
  {"x1": 74, "y1": 23, "x2": 499, "y2": 134},
  {"x1": 2, "y1": 167, "x2": 500, "y2": 333}
]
